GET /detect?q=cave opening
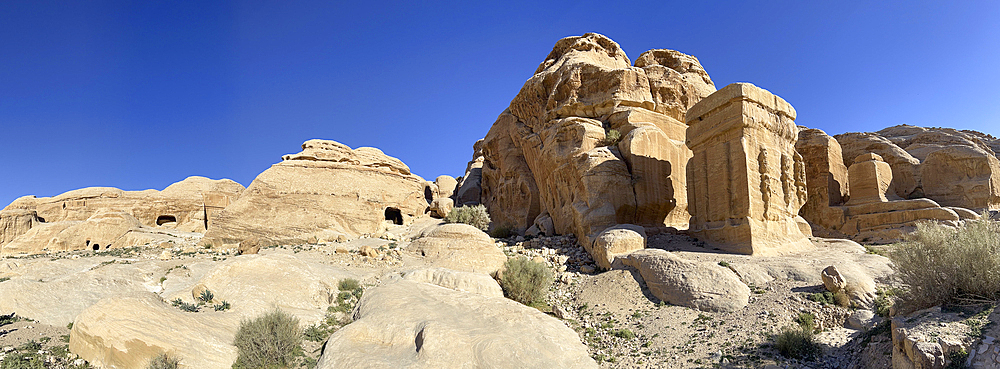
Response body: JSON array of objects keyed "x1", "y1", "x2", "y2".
[{"x1": 384, "y1": 207, "x2": 403, "y2": 225}]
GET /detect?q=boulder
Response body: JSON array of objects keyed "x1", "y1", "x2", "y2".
[
  {"x1": 237, "y1": 236, "x2": 271, "y2": 255},
  {"x1": 70, "y1": 293, "x2": 239, "y2": 369},
  {"x1": 478, "y1": 33, "x2": 715, "y2": 253},
  {"x1": 202, "y1": 140, "x2": 428, "y2": 247},
  {"x1": 401, "y1": 268, "x2": 504, "y2": 298},
  {"x1": 621, "y1": 249, "x2": 750, "y2": 312},
  {"x1": 429, "y1": 198, "x2": 453, "y2": 218},
  {"x1": 317, "y1": 279, "x2": 597, "y2": 369},
  {"x1": 407, "y1": 224, "x2": 506, "y2": 275},
  {"x1": 434, "y1": 175, "x2": 458, "y2": 199},
  {"x1": 821, "y1": 264, "x2": 876, "y2": 307},
  {"x1": 592, "y1": 224, "x2": 646, "y2": 269}
]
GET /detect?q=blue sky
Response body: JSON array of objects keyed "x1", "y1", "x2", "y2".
[{"x1": 2, "y1": 1, "x2": 998, "y2": 207}]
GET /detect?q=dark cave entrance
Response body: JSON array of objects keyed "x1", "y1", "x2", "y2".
[
  {"x1": 156, "y1": 215, "x2": 177, "y2": 226},
  {"x1": 384, "y1": 207, "x2": 403, "y2": 225}
]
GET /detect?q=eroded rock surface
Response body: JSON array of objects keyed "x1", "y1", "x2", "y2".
[
  {"x1": 203, "y1": 139, "x2": 428, "y2": 247},
  {"x1": 406, "y1": 223, "x2": 506, "y2": 274},
  {"x1": 317, "y1": 278, "x2": 597, "y2": 369},
  {"x1": 478, "y1": 33, "x2": 715, "y2": 252},
  {"x1": 621, "y1": 248, "x2": 750, "y2": 312},
  {"x1": 685, "y1": 83, "x2": 811, "y2": 255}
]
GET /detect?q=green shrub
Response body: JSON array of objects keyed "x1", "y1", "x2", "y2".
[
  {"x1": 213, "y1": 301, "x2": 231, "y2": 311},
  {"x1": 338, "y1": 278, "x2": 360, "y2": 292},
  {"x1": 198, "y1": 289, "x2": 214, "y2": 303},
  {"x1": 147, "y1": 353, "x2": 180, "y2": 369},
  {"x1": 598, "y1": 128, "x2": 622, "y2": 147},
  {"x1": 612, "y1": 329, "x2": 635, "y2": 339},
  {"x1": 179, "y1": 302, "x2": 199, "y2": 313},
  {"x1": 795, "y1": 312, "x2": 815, "y2": 332},
  {"x1": 891, "y1": 217, "x2": 1000, "y2": 311},
  {"x1": 499, "y1": 257, "x2": 553, "y2": 305},
  {"x1": 488, "y1": 224, "x2": 516, "y2": 239},
  {"x1": 774, "y1": 326, "x2": 819, "y2": 360},
  {"x1": 232, "y1": 309, "x2": 302, "y2": 369},
  {"x1": 0, "y1": 352, "x2": 46, "y2": 369},
  {"x1": 443, "y1": 205, "x2": 491, "y2": 231}
]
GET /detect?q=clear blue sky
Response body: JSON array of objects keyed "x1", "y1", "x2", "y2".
[{"x1": 2, "y1": 1, "x2": 998, "y2": 207}]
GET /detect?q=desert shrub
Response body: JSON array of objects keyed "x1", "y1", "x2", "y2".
[
  {"x1": 338, "y1": 278, "x2": 360, "y2": 292},
  {"x1": 232, "y1": 309, "x2": 302, "y2": 369},
  {"x1": 890, "y1": 218, "x2": 1000, "y2": 310},
  {"x1": 147, "y1": 353, "x2": 180, "y2": 369},
  {"x1": 598, "y1": 128, "x2": 622, "y2": 147},
  {"x1": 0, "y1": 352, "x2": 46, "y2": 369},
  {"x1": 795, "y1": 312, "x2": 815, "y2": 332},
  {"x1": 774, "y1": 326, "x2": 819, "y2": 360},
  {"x1": 443, "y1": 205, "x2": 491, "y2": 231},
  {"x1": 499, "y1": 257, "x2": 553, "y2": 305},
  {"x1": 612, "y1": 328, "x2": 635, "y2": 339},
  {"x1": 198, "y1": 289, "x2": 214, "y2": 303},
  {"x1": 213, "y1": 301, "x2": 231, "y2": 311},
  {"x1": 488, "y1": 224, "x2": 516, "y2": 239},
  {"x1": 807, "y1": 291, "x2": 835, "y2": 305}
]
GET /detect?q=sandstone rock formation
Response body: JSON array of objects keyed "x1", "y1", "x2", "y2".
[
  {"x1": 475, "y1": 33, "x2": 715, "y2": 254},
  {"x1": 202, "y1": 139, "x2": 428, "y2": 248},
  {"x1": 836, "y1": 125, "x2": 1000, "y2": 211},
  {"x1": 406, "y1": 223, "x2": 507, "y2": 274},
  {"x1": 621, "y1": 249, "x2": 750, "y2": 312},
  {"x1": 591, "y1": 224, "x2": 646, "y2": 269},
  {"x1": 0, "y1": 177, "x2": 244, "y2": 254},
  {"x1": 797, "y1": 128, "x2": 966, "y2": 243},
  {"x1": 401, "y1": 268, "x2": 504, "y2": 298},
  {"x1": 685, "y1": 82, "x2": 811, "y2": 255},
  {"x1": 454, "y1": 139, "x2": 484, "y2": 206},
  {"x1": 70, "y1": 293, "x2": 239, "y2": 369},
  {"x1": 317, "y1": 278, "x2": 597, "y2": 368}
]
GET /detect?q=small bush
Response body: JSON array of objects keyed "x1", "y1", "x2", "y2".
[
  {"x1": 488, "y1": 224, "x2": 516, "y2": 239},
  {"x1": 499, "y1": 257, "x2": 553, "y2": 305},
  {"x1": 795, "y1": 312, "x2": 815, "y2": 332},
  {"x1": 147, "y1": 353, "x2": 180, "y2": 369},
  {"x1": 198, "y1": 289, "x2": 215, "y2": 303},
  {"x1": 891, "y1": 217, "x2": 1000, "y2": 310},
  {"x1": 179, "y1": 302, "x2": 199, "y2": 313},
  {"x1": 232, "y1": 309, "x2": 302, "y2": 369},
  {"x1": 443, "y1": 205, "x2": 491, "y2": 231},
  {"x1": 338, "y1": 278, "x2": 360, "y2": 292},
  {"x1": 598, "y1": 128, "x2": 622, "y2": 147},
  {"x1": 213, "y1": 301, "x2": 231, "y2": 311},
  {"x1": 613, "y1": 329, "x2": 635, "y2": 339},
  {"x1": 808, "y1": 291, "x2": 835, "y2": 305},
  {"x1": 774, "y1": 326, "x2": 819, "y2": 360}
]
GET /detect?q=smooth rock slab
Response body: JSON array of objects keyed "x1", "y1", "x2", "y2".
[
  {"x1": 70, "y1": 293, "x2": 239, "y2": 369},
  {"x1": 317, "y1": 279, "x2": 597, "y2": 369},
  {"x1": 621, "y1": 249, "x2": 750, "y2": 312}
]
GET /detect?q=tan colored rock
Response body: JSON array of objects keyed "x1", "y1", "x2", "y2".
[
  {"x1": 237, "y1": 236, "x2": 271, "y2": 255},
  {"x1": 820, "y1": 264, "x2": 876, "y2": 307},
  {"x1": 478, "y1": 33, "x2": 715, "y2": 252},
  {"x1": 70, "y1": 293, "x2": 239, "y2": 369},
  {"x1": 621, "y1": 249, "x2": 750, "y2": 312},
  {"x1": 454, "y1": 139, "x2": 484, "y2": 206},
  {"x1": 401, "y1": 268, "x2": 504, "y2": 298},
  {"x1": 592, "y1": 224, "x2": 646, "y2": 269},
  {"x1": 0, "y1": 209, "x2": 41, "y2": 246},
  {"x1": 434, "y1": 175, "x2": 458, "y2": 200},
  {"x1": 2, "y1": 176, "x2": 244, "y2": 233},
  {"x1": 317, "y1": 279, "x2": 597, "y2": 369},
  {"x1": 0, "y1": 210, "x2": 196, "y2": 256},
  {"x1": 847, "y1": 153, "x2": 894, "y2": 205},
  {"x1": 685, "y1": 83, "x2": 811, "y2": 255},
  {"x1": 429, "y1": 198, "x2": 453, "y2": 218},
  {"x1": 203, "y1": 140, "x2": 428, "y2": 247},
  {"x1": 360, "y1": 245, "x2": 379, "y2": 257},
  {"x1": 837, "y1": 124, "x2": 1000, "y2": 211},
  {"x1": 821, "y1": 265, "x2": 847, "y2": 292},
  {"x1": 795, "y1": 128, "x2": 850, "y2": 232},
  {"x1": 407, "y1": 224, "x2": 506, "y2": 275}
]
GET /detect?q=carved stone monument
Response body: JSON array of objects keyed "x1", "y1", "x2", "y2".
[{"x1": 685, "y1": 83, "x2": 812, "y2": 255}]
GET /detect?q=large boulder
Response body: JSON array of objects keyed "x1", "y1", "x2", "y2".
[
  {"x1": 202, "y1": 140, "x2": 428, "y2": 247},
  {"x1": 591, "y1": 224, "x2": 645, "y2": 269},
  {"x1": 406, "y1": 223, "x2": 506, "y2": 275},
  {"x1": 401, "y1": 268, "x2": 504, "y2": 298},
  {"x1": 70, "y1": 293, "x2": 239, "y2": 369},
  {"x1": 621, "y1": 249, "x2": 750, "y2": 312},
  {"x1": 478, "y1": 33, "x2": 715, "y2": 251},
  {"x1": 317, "y1": 279, "x2": 597, "y2": 369}
]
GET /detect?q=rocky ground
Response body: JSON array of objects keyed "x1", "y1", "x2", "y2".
[{"x1": 0, "y1": 218, "x2": 993, "y2": 368}]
